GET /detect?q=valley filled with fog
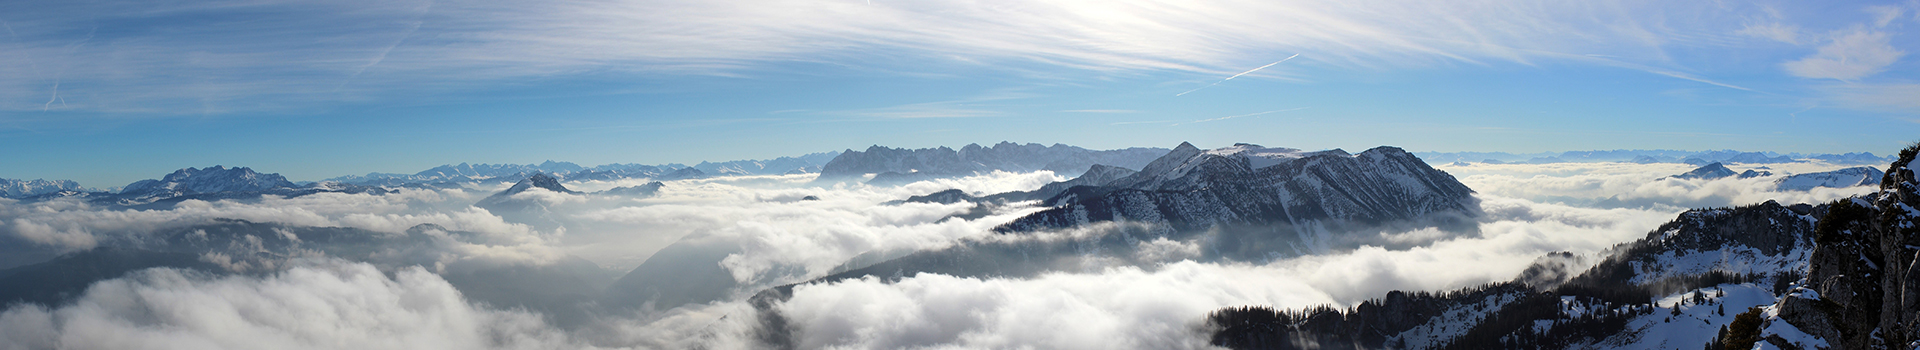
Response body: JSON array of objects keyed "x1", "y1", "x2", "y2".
[{"x1": 0, "y1": 143, "x2": 1887, "y2": 349}]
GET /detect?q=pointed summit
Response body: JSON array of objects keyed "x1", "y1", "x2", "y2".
[
  {"x1": 502, "y1": 172, "x2": 577, "y2": 195},
  {"x1": 475, "y1": 172, "x2": 579, "y2": 211},
  {"x1": 1670, "y1": 162, "x2": 1737, "y2": 180},
  {"x1": 1173, "y1": 141, "x2": 1199, "y2": 152}
]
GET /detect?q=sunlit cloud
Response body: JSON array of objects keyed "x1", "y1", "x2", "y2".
[{"x1": 0, "y1": 0, "x2": 1853, "y2": 115}]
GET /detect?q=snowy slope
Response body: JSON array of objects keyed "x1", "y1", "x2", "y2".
[
  {"x1": 1580, "y1": 283, "x2": 1778, "y2": 349},
  {"x1": 0, "y1": 178, "x2": 90, "y2": 198},
  {"x1": 998, "y1": 142, "x2": 1478, "y2": 241},
  {"x1": 1774, "y1": 166, "x2": 1883, "y2": 191}
]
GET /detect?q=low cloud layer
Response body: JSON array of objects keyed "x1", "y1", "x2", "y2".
[
  {"x1": 0, "y1": 259, "x2": 578, "y2": 350},
  {"x1": 1439, "y1": 162, "x2": 1877, "y2": 210},
  {"x1": 763, "y1": 195, "x2": 1678, "y2": 348},
  {"x1": 0, "y1": 162, "x2": 1889, "y2": 348}
]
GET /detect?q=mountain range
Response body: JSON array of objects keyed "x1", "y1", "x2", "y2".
[
  {"x1": 0, "y1": 178, "x2": 90, "y2": 198},
  {"x1": 816, "y1": 142, "x2": 1168, "y2": 184}
]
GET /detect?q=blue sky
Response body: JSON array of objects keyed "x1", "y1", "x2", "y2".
[{"x1": 3, "y1": 0, "x2": 1919, "y2": 187}]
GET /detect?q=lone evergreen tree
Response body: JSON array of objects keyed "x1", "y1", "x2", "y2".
[{"x1": 1724, "y1": 307, "x2": 1765, "y2": 349}]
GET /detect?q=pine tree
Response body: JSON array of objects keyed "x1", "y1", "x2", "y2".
[{"x1": 1724, "y1": 307, "x2": 1765, "y2": 349}]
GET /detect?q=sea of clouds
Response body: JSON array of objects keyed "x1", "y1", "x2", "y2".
[{"x1": 0, "y1": 161, "x2": 1882, "y2": 349}]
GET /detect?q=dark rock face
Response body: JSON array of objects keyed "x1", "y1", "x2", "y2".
[
  {"x1": 900, "y1": 189, "x2": 975, "y2": 205},
  {"x1": 996, "y1": 143, "x2": 1478, "y2": 237},
  {"x1": 474, "y1": 173, "x2": 579, "y2": 217},
  {"x1": 657, "y1": 167, "x2": 708, "y2": 181},
  {"x1": 1771, "y1": 145, "x2": 1920, "y2": 349},
  {"x1": 1670, "y1": 162, "x2": 1738, "y2": 180},
  {"x1": 600, "y1": 181, "x2": 665, "y2": 197},
  {"x1": 815, "y1": 142, "x2": 1166, "y2": 182}
]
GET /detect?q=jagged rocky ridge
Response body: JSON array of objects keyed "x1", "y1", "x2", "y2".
[
  {"x1": 1761, "y1": 144, "x2": 1920, "y2": 350},
  {"x1": 13, "y1": 166, "x2": 392, "y2": 208}
]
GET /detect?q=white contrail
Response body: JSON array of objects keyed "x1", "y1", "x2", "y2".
[
  {"x1": 1176, "y1": 53, "x2": 1299, "y2": 96},
  {"x1": 44, "y1": 81, "x2": 58, "y2": 111},
  {"x1": 339, "y1": 0, "x2": 432, "y2": 91}
]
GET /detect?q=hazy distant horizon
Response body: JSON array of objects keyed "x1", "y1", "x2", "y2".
[{"x1": 6, "y1": 141, "x2": 1911, "y2": 190}]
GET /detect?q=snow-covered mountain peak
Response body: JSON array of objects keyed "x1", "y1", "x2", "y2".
[
  {"x1": 1774, "y1": 166, "x2": 1884, "y2": 191},
  {"x1": 502, "y1": 172, "x2": 576, "y2": 195},
  {"x1": 0, "y1": 178, "x2": 90, "y2": 198},
  {"x1": 1670, "y1": 162, "x2": 1738, "y2": 180},
  {"x1": 121, "y1": 165, "x2": 298, "y2": 195},
  {"x1": 1000, "y1": 142, "x2": 1476, "y2": 239}
]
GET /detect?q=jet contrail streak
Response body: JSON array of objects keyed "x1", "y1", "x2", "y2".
[{"x1": 1177, "y1": 53, "x2": 1299, "y2": 97}]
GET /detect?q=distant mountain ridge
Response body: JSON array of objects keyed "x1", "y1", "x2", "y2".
[
  {"x1": 10, "y1": 166, "x2": 387, "y2": 207},
  {"x1": 1775, "y1": 166, "x2": 1883, "y2": 191},
  {"x1": 1419, "y1": 149, "x2": 1894, "y2": 165},
  {"x1": 692, "y1": 151, "x2": 839, "y2": 176},
  {"x1": 1662, "y1": 162, "x2": 1886, "y2": 191},
  {"x1": 0, "y1": 178, "x2": 91, "y2": 198},
  {"x1": 326, "y1": 151, "x2": 841, "y2": 186},
  {"x1": 120, "y1": 166, "x2": 298, "y2": 197},
  {"x1": 816, "y1": 141, "x2": 1167, "y2": 182}
]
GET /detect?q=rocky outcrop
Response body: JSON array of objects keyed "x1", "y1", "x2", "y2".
[{"x1": 1766, "y1": 145, "x2": 1920, "y2": 349}]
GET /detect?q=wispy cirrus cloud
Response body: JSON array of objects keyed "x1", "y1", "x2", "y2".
[
  {"x1": 1784, "y1": 28, "x2": 1904, "y2": 82},
  {"x1": 0, "y1": 0, "x2": 1822, "y2": 115}
]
